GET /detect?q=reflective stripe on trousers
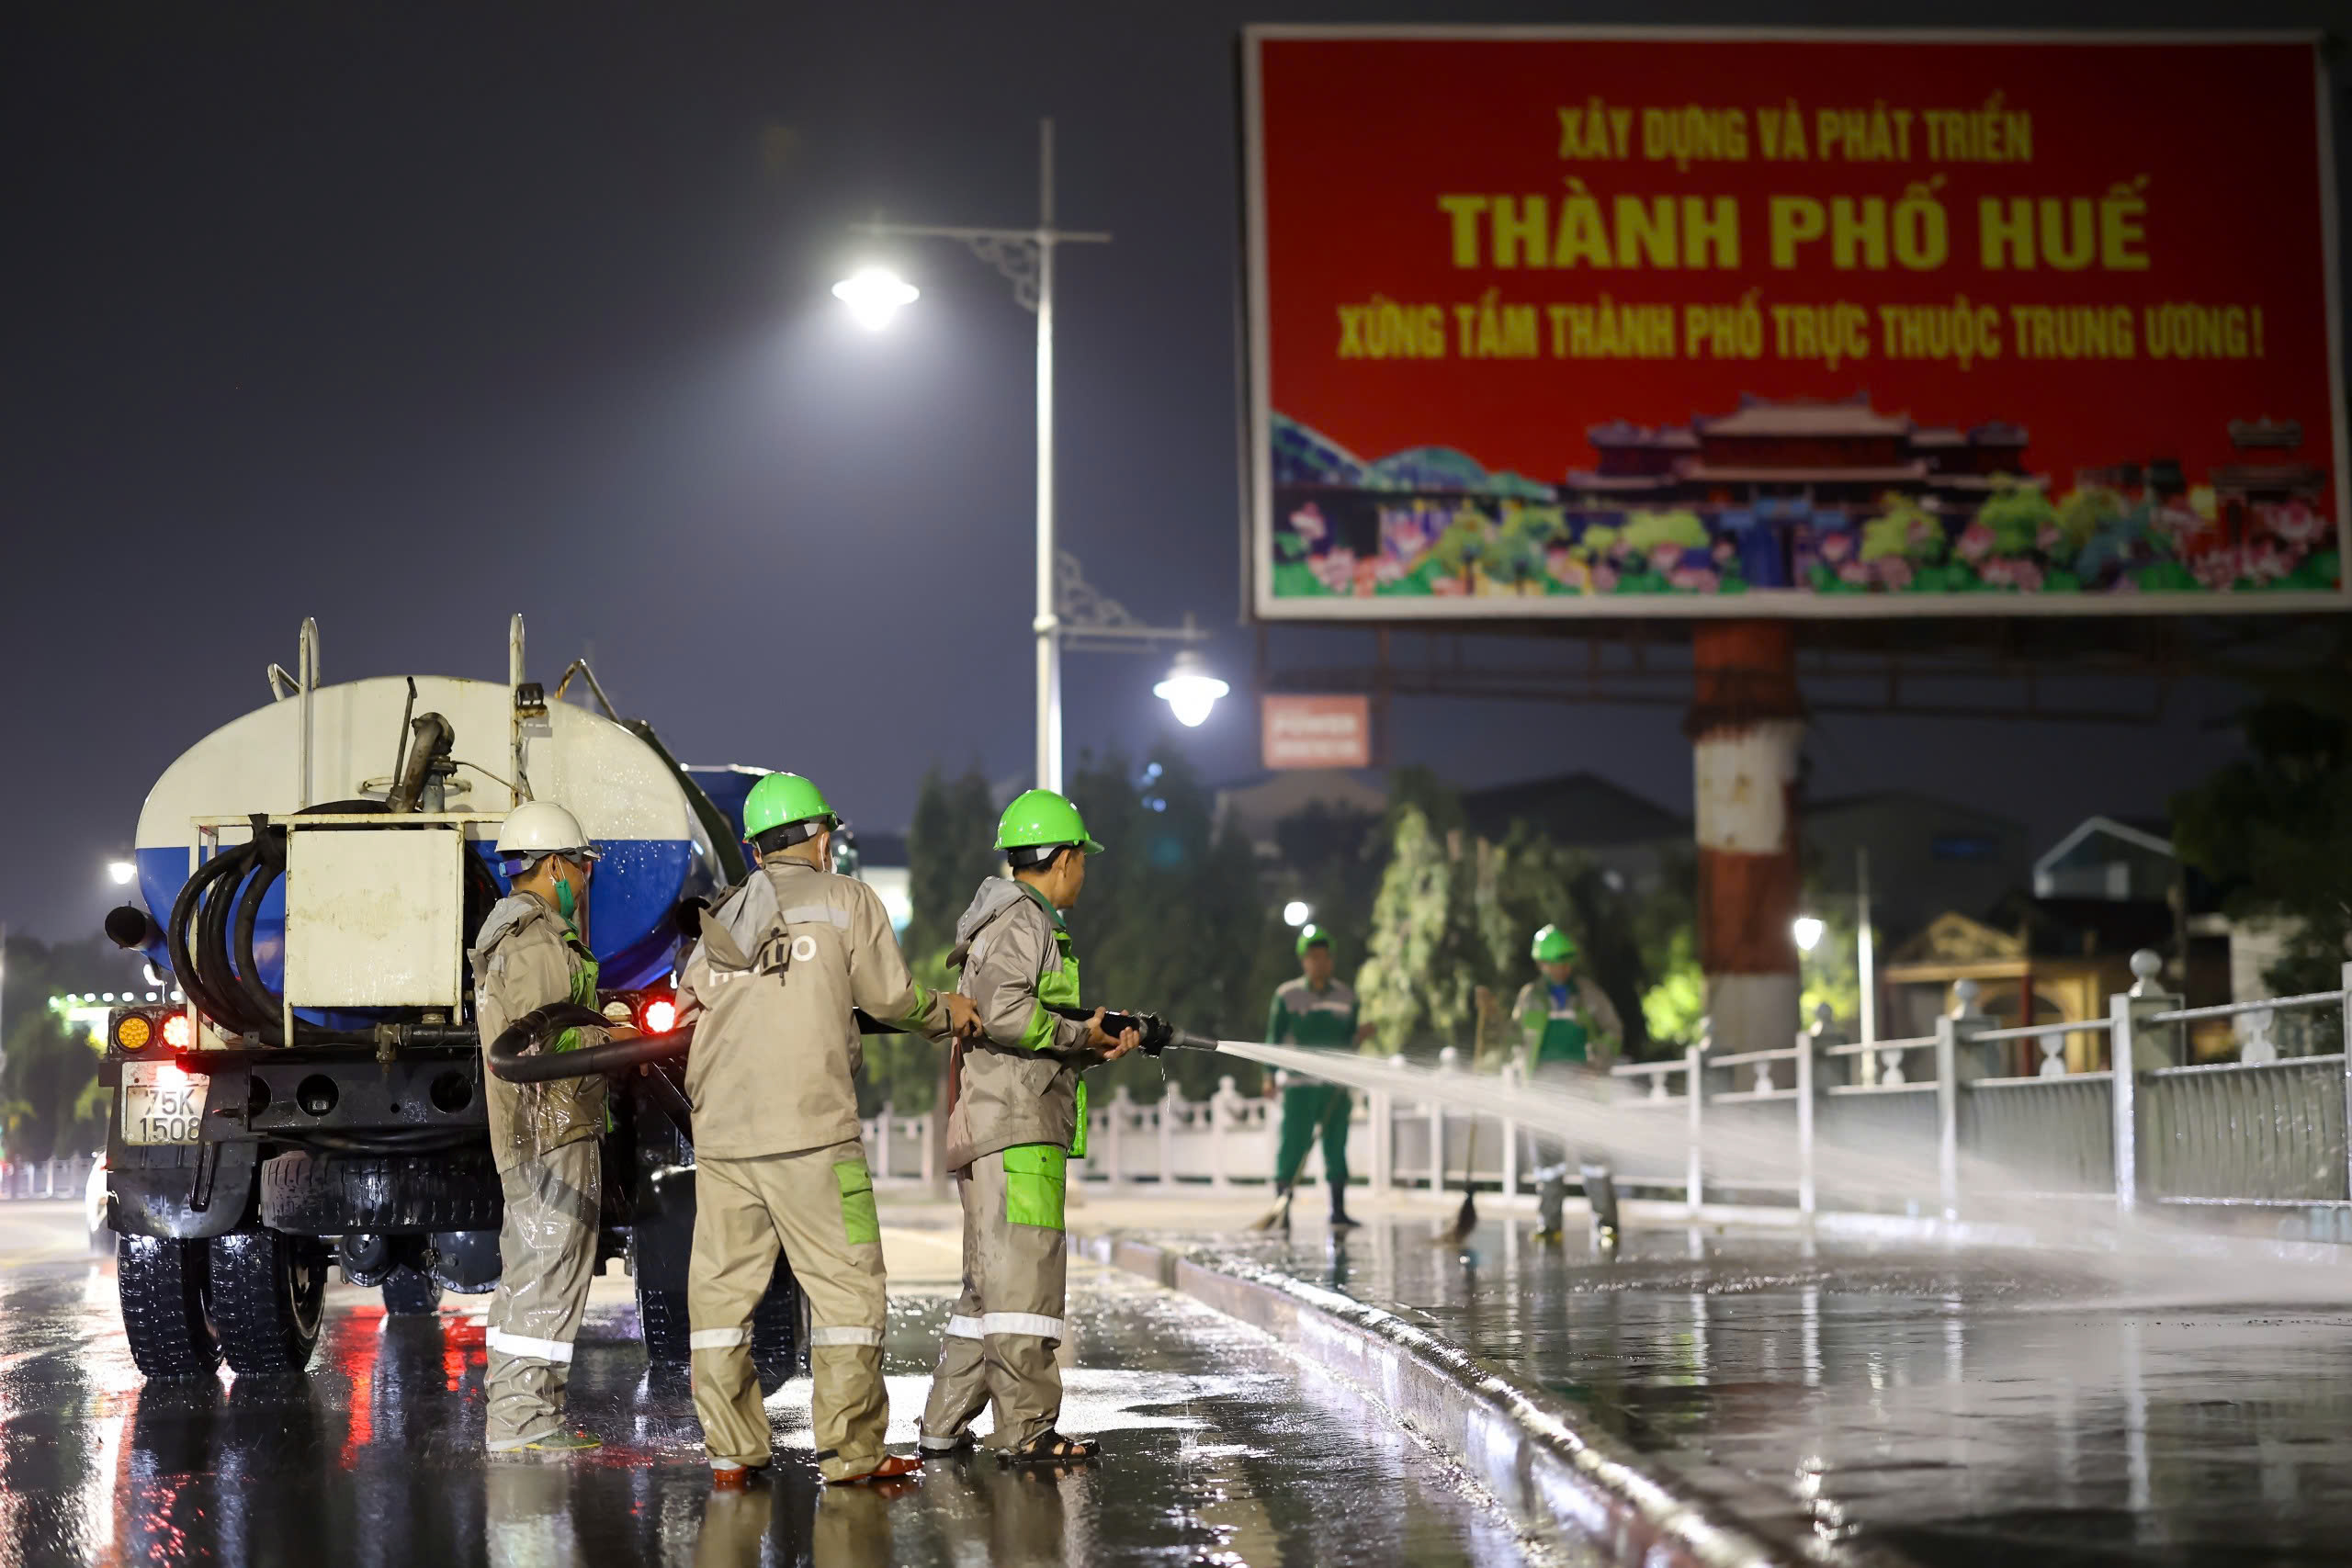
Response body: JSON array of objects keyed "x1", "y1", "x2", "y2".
[
  {"x1": 918, "y1": 1147, "x2": 1071, "y2": 1454},
  {"x1": 689, "y1": 1143, "x2": 888, "y2": 1482}
]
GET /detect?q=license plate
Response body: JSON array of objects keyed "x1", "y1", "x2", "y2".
[{"x1": 120, "y1": 1063, "x2": 205, "y2": 1146}]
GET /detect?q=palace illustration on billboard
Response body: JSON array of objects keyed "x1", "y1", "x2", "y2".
[{"x1": 1268, "y1": 396, "x2": 2338, "y2": 603}]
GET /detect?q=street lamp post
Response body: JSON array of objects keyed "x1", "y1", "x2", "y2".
[{"x1": 848, "y1": 119, "x2": 1110, "y2": 794}]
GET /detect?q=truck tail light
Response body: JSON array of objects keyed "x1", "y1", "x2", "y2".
[
  {"x1": 639, "y1": 994, "x2": 677, "y2": 1035},
  {"x1": 161, "y1": 1014, "x2": 196, "y2": 1051}
]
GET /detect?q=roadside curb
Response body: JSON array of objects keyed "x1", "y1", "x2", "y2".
[{"x1": 1082, "y1": 1232, "x2": 1916, "y2": 1568}]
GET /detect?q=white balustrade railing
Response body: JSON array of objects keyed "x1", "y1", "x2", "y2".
[
  {"x1": 840, "y1": 955, "x2": 2352, "y2": 1228},
  {"x1": 0, "y1": 1158, "x2": 96, "y2": 1201}
]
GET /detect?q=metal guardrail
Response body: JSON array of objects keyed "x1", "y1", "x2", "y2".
[
  {"x1": 2143, "y1": 1056, "x2": 2347, "y2": 1206},
  {"x1": 1353, "y1": 954, "x2": 2352, "y2": 1226},
  {"x1": 1014, "y1": 955, "x2": 2352, "y2": 1222},
  {"x1": 0, "y1": 1159, "x2": 95, "y2": 1201}
]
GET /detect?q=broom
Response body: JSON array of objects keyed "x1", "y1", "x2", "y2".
[
  {"x1": 1249, "y1": 1182, "x2": 1295, "y2": 1232},
  {"x1": 1432, "y1": 1122, "x2": 1479, "y2": 1247}
]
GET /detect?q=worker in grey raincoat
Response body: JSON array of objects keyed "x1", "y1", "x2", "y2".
[
  {"x1": 918, "y1": 789, "x2": 1140, "y2": 1467},
  {"x1": 674, "y1": 772, "x2": 978, "y2": 1489},
  {"x1": 1513, "y1": 924, "x2": 1624, "y2": 1248},
  {"x1": 471, "y1": 800, "x2": 622, "y2": 1454}
]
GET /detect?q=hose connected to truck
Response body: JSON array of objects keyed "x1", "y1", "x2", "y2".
[{"x1": 486, "y1": 1001, "x2": 1217, "y2": 1083}]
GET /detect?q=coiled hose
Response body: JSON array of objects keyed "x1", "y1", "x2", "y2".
[{"x1": 163, "y1": 803, "x2": 503, "y2": 1047}]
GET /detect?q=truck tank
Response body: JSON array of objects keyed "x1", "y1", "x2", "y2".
[
  {"x1": 133, "y1": 673, "x2": 722, "y2": 990},
  {"x1": 99, "y1": 619, "x2": 800, "y2": 1385}
]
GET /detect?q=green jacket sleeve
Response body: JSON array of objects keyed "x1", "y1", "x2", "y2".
[{"x1": 1265, "y1": 992, "x2": 1291, "y2": 1045}]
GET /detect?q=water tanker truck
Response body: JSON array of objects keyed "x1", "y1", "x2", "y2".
[{"x1": 96, "y1": 617, "x2": 804, "y2": 1381}]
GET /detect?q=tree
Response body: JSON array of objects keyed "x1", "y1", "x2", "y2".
[
  {"x1": 2173, "y1": 646, "x2": 2352, "y2": 998},
  {"x1": 905, "y1": 764, "x2": 1002, "y2": 973},
  {"x1": 1, "y1": 935, "x2": 113, "y2": 1162},
  {"x1": 1481, "y1": 824, "x2": 1657, "y2": 1059},
  {"x1": 860, "y1": 763, "x2": 1000, "y2": 1118},
  {"x1": 1641, "y1": 927, "x2": 1708, "y2": 1050},
  {"x1": 1060, "y1": 747, "x2": 1270, "y2": 1102},
  {"x1": 1356, "y1": 806, "x2": 1494, "y2": 1060}
]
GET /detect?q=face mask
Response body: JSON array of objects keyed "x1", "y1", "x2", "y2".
[{"x1": 555, "y1": 864, "x2": 580, "y2": 922}]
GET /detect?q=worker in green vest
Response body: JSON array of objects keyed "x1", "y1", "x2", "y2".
[
  {"x1": 919, "y1": 789, "x2": 1141, "y2": 1466},
  {"x1": 1268, "y1": 924, "x2": 1374, "y2": 1229},
  {"x1": 1511, "y1": 924, "x2": 1624, "y2": 1249}
]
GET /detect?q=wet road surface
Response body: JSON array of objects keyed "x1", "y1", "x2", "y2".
[
  {"x1": 1182, "y1": 1213, "x2": 2352, "y2": 1567},
  {"x1": 0, "y1": 1213, "x2": 1539, "y2": 1568}
]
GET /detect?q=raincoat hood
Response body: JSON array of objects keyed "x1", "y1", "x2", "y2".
[
  {"x1": 949, "y1": 875, "x2": 1035, "y2": 967},
  {"x1": 470, "y1": 893, "x2": 558, "y2": 965}
]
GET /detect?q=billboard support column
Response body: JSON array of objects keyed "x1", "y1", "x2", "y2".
[{"x1": 1688, "y1": 622, "x2": 1804, "y2": 1061}]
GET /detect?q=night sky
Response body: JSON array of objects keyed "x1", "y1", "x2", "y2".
[{"x1": 5, "y1": 2, "x2": 2345, "y2": 943}]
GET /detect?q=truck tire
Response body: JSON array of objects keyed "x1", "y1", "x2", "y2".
[
  {"x1": 636, "y1": 1255, "x2": 798, "y2": 1380},
  {"x1": 380, "y1": 1265, "x2": 443, "y2": 1316},
  {"x1": 752, "y1": 1255, "x2": 802, "y2": 1393},
  {"x1": 261, "y1": 1151, "x2": 502, "y2": 1235},
  {"x1": 118, "y1": 1234, "x2": 220, "y2": 1380},
  {"x1": 209, "y1": 1230, "x2": 329, "y2": 1377},
  {"x1": 636, "y1": 1281, "x2": 690, "y2": 1365}
]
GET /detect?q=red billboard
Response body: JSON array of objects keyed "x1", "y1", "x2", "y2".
[{"x1": 1243, "y1": 28, "x2": 2346, "y2": 618}]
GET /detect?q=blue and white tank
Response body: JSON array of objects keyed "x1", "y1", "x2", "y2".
[{"x1": 132, "y1": 676, "x2": 721, "y2": 992}]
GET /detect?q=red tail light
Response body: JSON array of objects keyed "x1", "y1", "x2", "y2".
[
  {"x1": 161, "y1": 1013, "x2": 196, "y2": 1050},
  {"x1": 639, "y1": 995, "x2": 677, "y2": 1035}
]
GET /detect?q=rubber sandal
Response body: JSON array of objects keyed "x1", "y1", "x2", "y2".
[
  {"x1": 999, "y1": 1431, "x2": 1099, "y2": 1466},
  {"x1": 710, "y1": 1461, "x2": 769, "y2": 1491},
  {"x1": 831, "y1": 1453, "x2": 924, "y2": 1485},
  {"x1": 519, "y1": 1428, "x2": 601, "y2": 1454}
]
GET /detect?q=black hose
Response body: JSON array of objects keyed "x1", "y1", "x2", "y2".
[
  {"x1": 1043, "y1": 1004, "x2": 1218, "y2": 1055},
  {"x1": 165, "y1": 840, "x2": 249, "y2": 1028},
  {"x1": 488, "y1": 1002, "x2": 692, "y2": 1081},
  {"x1": 230, "y1": 831, "x2": 287, "y2": 1031},
  {"x1": 198, "y1": 834, "x2": 267, "y2": 1033}
]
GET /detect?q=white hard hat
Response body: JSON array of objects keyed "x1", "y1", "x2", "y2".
[{"x1": 495, "y1": 801, "x2": 601, "y2": 864}]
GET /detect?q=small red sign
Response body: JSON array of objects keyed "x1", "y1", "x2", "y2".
[{"x1": 1262, "y1": 694, "x2": 1372, "y2": 769}]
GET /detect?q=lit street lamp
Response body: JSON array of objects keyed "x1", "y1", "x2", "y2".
[
  {"x1": 831, "y1": 267, "x2": 918, "y2": 330},
  {"x1": 1282, "y1": 901, "x2": 1313, "y2": 928},
  {"x1": 837, "y1": 119, "x2": 1217, "y2": 789},
  {"x1": 1154, "y1": 648, "x2": 1230, "y2": 728},
  {"x1": 107, "y1": 859, "x2": 136, "y2": 886},
  {"x1": 1792, "y1": 916, "x2": 1826, "y2": 953}
]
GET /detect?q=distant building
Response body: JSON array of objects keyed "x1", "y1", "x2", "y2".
[
  {"x1": 1883, "y1": 813, "x2": 2249, "y2": 1067},
  {"x1": 1459, "y1": 771, "x2": 1688, "y2": 893},
  {"x1": 1214, "y1": 769, "x2": 1388, "y2": 863},
  {"x1": 1805, "y1": 790, "x2": 2031, "y2": 948},
  {"x1": 2032, "y1": 816, "x2": 2177, "y2": 902},
  {"x1": 841, "y1": 829, "x2": 910, "y2": 935}
]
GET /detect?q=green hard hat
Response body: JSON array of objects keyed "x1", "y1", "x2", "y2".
[
  {"x1": 995, "y1": 789, "x2": 1103, "y2": 856},
  {"x1": 743, "y1": 772, "x2": 838, "y2": 840},
  {"x1": 1531, "y1": 923, "x2": 1578, "y2": 963},
  {"x1": 1295, "y1": 923, "x2": 1332, "y2": 958}
]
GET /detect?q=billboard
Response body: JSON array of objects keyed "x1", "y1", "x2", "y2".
[{"x1": 1243, "y1": 28, "x2": 2346, "y2": 618}]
